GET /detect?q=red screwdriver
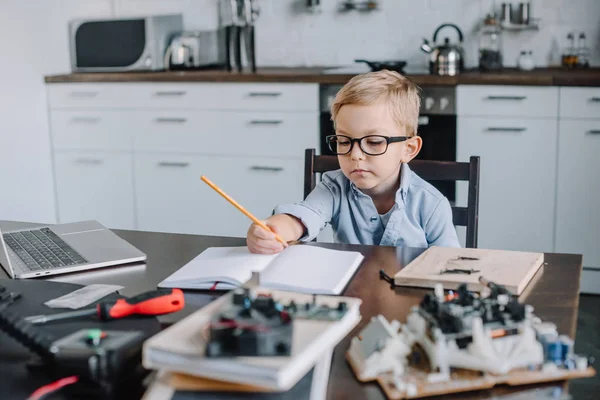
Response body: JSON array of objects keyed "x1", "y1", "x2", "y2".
[{"x1": 24, "y1": 288, "x2": 185, "y2": 325}]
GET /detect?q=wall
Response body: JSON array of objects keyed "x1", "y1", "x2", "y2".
[
  {"x1": 0, "y1": 0, "x2": 597, "y2": 223},
  {"x1": 116, "y1": 0, "x2": 600, "y2": 68},
  {"x1": 0, "y1": 0, "x2": 113, "y2": 224}
]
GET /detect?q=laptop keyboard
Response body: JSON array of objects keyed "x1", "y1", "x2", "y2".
[{"x1": 3, "y1": 228, "x2": 87, "y2": 271}]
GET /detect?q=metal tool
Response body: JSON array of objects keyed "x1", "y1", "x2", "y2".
[{"x1": 25, "y1": 288, "x2": 184, "y2": 324}]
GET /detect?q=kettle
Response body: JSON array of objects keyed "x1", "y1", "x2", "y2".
[{"x1": 420, "y1": 23, "x2": 465, "y2": 76}]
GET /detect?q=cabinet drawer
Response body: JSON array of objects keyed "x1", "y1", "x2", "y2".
[
  {"x1": 134, "y1": 153, "x2": 303, "y2": 237},
  {"x1": 559, "y1": 87, "x2": 600, "y2": 119},
  {"x1": 47, "y1": 83, "x2": 318, "y2": 111},
  {"x1": 50, "y1": 111, "x2": 134, "y2": 151},
  {"x1": 48, "y1": 83, "x2": 212, "y2": 110},
  {"x1": 457, "y1": 85, "x2": 558, "y2": 118},
  {"x1": 54, "y1": 151, "x2": 135, "y2": 230},
  {"x1": 214, "y1": 83, "x2": 318, "y2": 111},
  {"x1": 133, "y1": 110, "x2": 319, "y2": 157}
]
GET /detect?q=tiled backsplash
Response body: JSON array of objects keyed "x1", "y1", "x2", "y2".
[{"x1": 102, "y1": 0, "x2": 600, "y2": 69}]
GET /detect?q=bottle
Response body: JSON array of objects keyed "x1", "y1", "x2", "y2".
[
  {"x1": 479, "y1": 13, "x2": 503, "y2": 71},
  {"x1": 561, "y1": 32, "x2": 577, "y2": 68},
  {"x1": 576, "y1": 32, "x2": 590, "y2": 68}
]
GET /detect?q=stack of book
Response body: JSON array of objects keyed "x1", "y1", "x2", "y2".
[{"x1": 143, "y1": 246, "x2": 362, "y2": 400}]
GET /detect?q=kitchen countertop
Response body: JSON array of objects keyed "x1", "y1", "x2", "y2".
[{"x1": 44, "y1": 66, "x2": 600, "y2": 86}]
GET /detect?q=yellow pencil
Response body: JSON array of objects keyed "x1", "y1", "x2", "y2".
[{"x1": 200, "y1": 175, "x2": 288, "y2": 246}]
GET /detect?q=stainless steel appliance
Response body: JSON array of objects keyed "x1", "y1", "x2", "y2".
[
  {"x1": 165, "y1": 30, "x2": 227, "y2": 70},
  {"x1": 219, "y1": 0, "x2": 259, "y2": 72},
  {"x1": 69, "y1": 14, "x2": 182, "y2": 72},
  {"x1": 319, "y1": 85, "x2": 457, "y2": 201},
  {"x1": 420, "y1": 24, "x2": 465, "y2": 76}
]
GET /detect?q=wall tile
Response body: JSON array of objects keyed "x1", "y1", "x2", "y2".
[{"x1": 114, "y1": 0, "x2": 599, "y2": 68}]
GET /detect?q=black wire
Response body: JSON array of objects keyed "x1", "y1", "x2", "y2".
[{"x1": 379, "y1": 269, "x2": 397, "y2": 288}]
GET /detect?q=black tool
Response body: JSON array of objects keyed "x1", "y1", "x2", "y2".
[
  {"x1": 440, "y1": 268, "x2": 480, "y2": 275},
  {"x1": 25, "y1": 288, "x2": 184, "y2": 324}
]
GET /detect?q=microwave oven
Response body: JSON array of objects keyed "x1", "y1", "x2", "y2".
[{"x1": 68, "y1": 14, "x2": 183, "y2": 72}]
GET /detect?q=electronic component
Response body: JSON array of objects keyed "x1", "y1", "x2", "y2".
[{"x1": 205, "y1": 288, "x2": 348, "y2": 358}]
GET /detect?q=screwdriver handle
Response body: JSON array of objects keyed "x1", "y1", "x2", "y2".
[{"x1": 97, "y1": 288, "x2": 184, "y2": 321}]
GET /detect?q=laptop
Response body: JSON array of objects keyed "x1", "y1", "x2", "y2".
[{"x1": 0, "y1": 220, "x2": 146, "y2": 279}]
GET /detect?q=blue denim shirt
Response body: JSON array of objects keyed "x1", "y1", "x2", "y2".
[{"x1": 274, "y1": 163, "x2": 460, "y2": 248}]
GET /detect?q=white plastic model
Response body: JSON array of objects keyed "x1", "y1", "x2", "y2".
[{"x1": 347, "y1": 281, "x2": 589, "y2": 392}]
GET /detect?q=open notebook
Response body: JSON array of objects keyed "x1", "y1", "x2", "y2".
[{"x1": 158, "y1": 245, "x2": 365, "y2": 295}]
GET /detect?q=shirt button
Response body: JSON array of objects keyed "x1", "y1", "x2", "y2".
[{"x1": 370, "y1": 216, "x2": 378, "y2": 222}]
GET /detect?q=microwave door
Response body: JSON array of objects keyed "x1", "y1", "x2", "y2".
[{"x1": 72, "y1": 19, "x2": 150, "y2": 71}]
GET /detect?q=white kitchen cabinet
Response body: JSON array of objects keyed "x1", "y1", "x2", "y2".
[
  {"x1": 134, "y1": 153, "x2": 304, "y2": 237},
  {"x1": 132, "y1": 110, "x2": 318, "y2": 157},
  {"x1": 559, "y1": 87, "x2": 600, "y2": 119},
  {"x1": 456, "y1": 117, "x2": 557, "y2": 253},
  {"x1": 50, "y1": 110, "x2": 135, "y2": 151},
  {"x1": 555, "y1": 119, "x2": 600, "y2": 268},
  {"x1": 53, "y1": 151, "x2": 135, "y2": 230},
  {"x1": 47, "y1": 82, "x2": 318, "y2": 111},
  {"x1": 555, "y1": 87, "x2": 600, "y2": 294},
  {"x1": 47, "y1": 82, "x2": 319, "y2": 237},
  {"x1": 457, "y1": 85, "x2": 559, "y2": 118}
]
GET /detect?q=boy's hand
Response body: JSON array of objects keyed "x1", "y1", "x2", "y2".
[{"x1": 246, "y1": 220, "x2": 288, "y2": 254}]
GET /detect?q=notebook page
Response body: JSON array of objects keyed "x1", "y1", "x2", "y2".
[
  {"x1": 261, "y1": 245, "x2": 364, "y2": 295},
  {"x1": 158, "y1": 247, "x2": 277, "y2": 289}
]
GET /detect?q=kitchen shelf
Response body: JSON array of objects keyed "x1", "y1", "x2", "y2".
[{"x1": 500, "y1": 19, "x2": 541, "y2": 31}]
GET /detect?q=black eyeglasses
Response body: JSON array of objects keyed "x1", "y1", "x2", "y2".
[{"x1": 325, "y1": 135, "x2": 409, "y2": 156}]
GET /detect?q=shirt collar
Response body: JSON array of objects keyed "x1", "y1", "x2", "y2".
[
  {"x1": 397, "y1": 163, "x2": 412, "y2": 202},
  {"x1": 348, "y1": 163, "x2": 412, "y2": 203}
]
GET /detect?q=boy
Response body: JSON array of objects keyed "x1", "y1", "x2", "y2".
[{"x1": 247, "y1": 70, "x2": 460, "y2": 254}]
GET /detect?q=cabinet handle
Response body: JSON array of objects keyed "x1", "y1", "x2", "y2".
[
  {"x1": 68, "y1": 91, "x2": 98, "y2": 98},
  {"x1": 248, "y1": 92, "x2": 282, "y2": 97},
  {"x1": 75, "y1": 158, "x2": 103, "y2": 165},
  {"x1": 485, "y1": 95, "x2": 527, "y2": 101},
  {"x1": 249, "y1": 120, "x2": 283, "y2": 125},
  {"x1": 157, "y1": 161, "x2": 190, "y2": 168},
  {"x1": 154, "y1": 91, "x2": 186, "y2": 96},
  {"x1": 590, "y1": 97, "x2": 600, "y2": 102},
  {"x1": 486, "y1": 127, "x2": 527, "y2": 132},
  {"x1": 154, "y1": 117, "x2": 187, "y2": 124},
  {"x1": 70, "y1": 117, "x2": 100, "y2": 124},
  {"x1": 587, "y1": 130, "x2": 600, "y2": 135},
  {"x1": 249, "y1": 166, "x2": 284, "y2": 172}
]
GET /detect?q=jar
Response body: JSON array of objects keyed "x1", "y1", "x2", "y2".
[
  {"x1": 479, "y1": 13, "x2": 503, "y2": 71},
  {"x1": 517, "y1": 51, "x2": 535, "y2": 71}
]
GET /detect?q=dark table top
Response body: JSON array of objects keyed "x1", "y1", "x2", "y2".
[
  {"x1": 43, "y1": 67, "x2": 600, "y2": 87},
  {"x1": 0, "y1": 221, "x2": 584, "y2": 399}
]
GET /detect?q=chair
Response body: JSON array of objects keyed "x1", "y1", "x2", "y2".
[{"x1": 303, "y1": 149, "x2": 480, "y2": 248}]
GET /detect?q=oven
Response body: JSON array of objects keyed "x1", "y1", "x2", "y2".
[{"x1": 319, "y1": 85, "x2": 457, "y2": 202}]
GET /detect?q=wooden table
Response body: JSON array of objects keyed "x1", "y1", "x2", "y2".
[{"x1": 0, "y1": 222, "x2": 584, "y2": 399}]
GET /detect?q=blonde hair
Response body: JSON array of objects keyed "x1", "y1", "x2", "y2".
[{"x1": 330, "y1": 70, "x2": 421, "y2": 137}]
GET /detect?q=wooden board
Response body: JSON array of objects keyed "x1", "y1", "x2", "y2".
[
  {"x1": 393, "y1": 246, "x2": 544, "y2": 295},
  {"x1": 346, "y1": 352, "x2": 595, "y2": 399},
  {"x1": 162, "y1": 371, "x2": 276, "y2": 392}
]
